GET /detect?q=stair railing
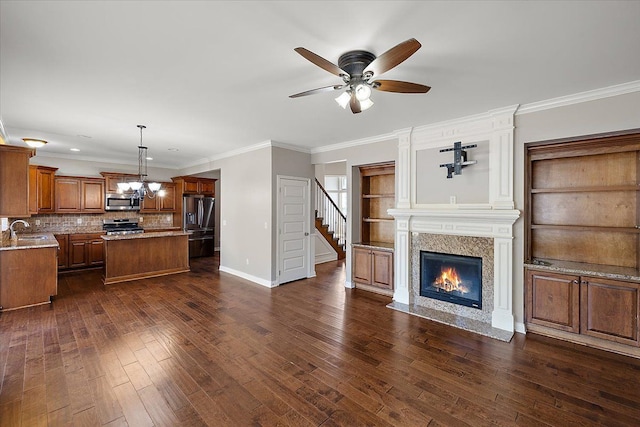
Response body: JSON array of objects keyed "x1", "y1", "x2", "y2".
[{"x1": 314, "y1": 178, "x2": 347, "y2": 247}]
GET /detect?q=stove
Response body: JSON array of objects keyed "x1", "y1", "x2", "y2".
[{"x1": 103, "y1": 218, "x2": 144, "y2": 235}]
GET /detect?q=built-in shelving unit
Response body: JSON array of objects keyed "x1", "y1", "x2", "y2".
[{"x1": 525, "y1": 129, "x2": 640, "y2": 357}]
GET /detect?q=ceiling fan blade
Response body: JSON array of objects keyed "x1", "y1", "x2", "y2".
[
  {"x1": 294, "y1": 47, "x2": 348, "y2": 78},
  {"x1": 372, "y1": 80, "x2": 431, "y2": 93},
  {"x1": 350, "y1": 95, "x2": 361, "y2": 114},
  {"x1": 363, "y1": 38, "x2": 421, "y2": 77},
  {"x1": 289, "y1": 85, "x2": 345, "y2": 98}
]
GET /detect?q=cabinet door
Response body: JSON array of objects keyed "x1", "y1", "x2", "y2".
[
  {"x1": 38, "y1": 169, "x2": 56, "y2": 212},
  {"x1": 68, "y1": 240, "x2": 88, "y2": 267},
  {"x1": 580, "y1": 276, "x2": 640, "y2": 346},
  {"x1": 140, "y1": 192, "x2": 159, "y2": 212},
  {"x1": 372, "y1": 250, "x2": 393, "y2": 289},
  {"x1": 183, "y1": 179, "x2": 198, "y2": 194},
  {"x1": 198, "y1": 179, "x2": 215, "y2": 195},
  {"x1": 54, "y1": 234, "x2": 69, "y2": 269},
  {"x1": 0, "y1": 145, "x2": 31, "y2": 217},
  {"x1": 352, "y1": 247, "x2": 372, "y2": 284},
  {"x1": 55, "y1": 178, "x2": 81, "y2": 212},
  {"x1": 29, "y1": 166, "x2": 38, "y2": 214},
  {"x1": 82, "y1": 180, "x2": 104, "y2": 212},
  {"x1": 88, "y1": 239, "x2": 104, "y2": 266},
  {"x1": 526, "y1": 270, "x2": 580, "y2": 333},
  {"x1": 159, "y1": 183, "x2": 176, "y2": 211}
]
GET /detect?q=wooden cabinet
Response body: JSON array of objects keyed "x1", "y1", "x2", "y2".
[
  {"x1": 526, "y1": 270, "x2": 580, "y2": 333},
  {"x1": 580, "y1": 276, "x2": 640, "y2": 347},
  {"x1": 101, "y1": 172, "x2": 139, "y2": 193},
  {"x1": 525, "y1": 129, "x2": 640, "y2": 355},
  {"x1": 0, "y1": 246, "x2": 57, "y2": 311},
  {"x1": 352, "y1": 246, "x2": 394, "y2": 291},
  {"x1": 68, "y1": 233, "x2": 104, "y2": 268},
  {"x1": 172, "y1": 176, "x2": 216, "y2": 196},
  {"x1": 140, "y1": 182, "x2": 176, "y2": 212},
  {"x1": 55, "y1": 176, "x2": 105, "y2": 213},
  {"x1": 0, "y1": 145, "x2": 34, "y2": 217},
  {"x1": 526, "y1": 269, "x2": 640, "y2": 347},
  {"x1": 55, "y1": 234, "x2": 69, "y2": 269},
  {"x1": 29, "y1": 165, "x2": 57, "y2": 214},
  {"x1": 359, "y1": 163, "x2": 395, "y2": 244}
]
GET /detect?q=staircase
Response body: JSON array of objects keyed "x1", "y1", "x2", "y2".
[{"x1": 314, "y1": 179, "x2": 346, "y2": 259}]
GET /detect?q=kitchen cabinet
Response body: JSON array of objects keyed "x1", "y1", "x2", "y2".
[
  {"x1": 55, "y1": 176, "x2": 105, "y2": 213},
  {"x1": 0, "y1": 145, "x2": 34, "y2": 217},
  {"x1": 172, "y1": 176, "x2": 216, "y2": 196},
  {"x1": 0, "y1": 246, "x2": 57, "y2": 311},
  {"x1": 526, "y1": 268, "x2": 640, "y2": 347},
  {"x1": 55, "y1": 234, "x2": 69, "y2": 269},
  {"x1": 140, "y1": 182, "x2": 176, "y2": 212},
  {"x1": 352, "y1": 245, "x2": 394, "y2": 291},
  {"x1": 68, "y1": 233, "x2": 104, "y2": 268},
  {"x1": 29, "y1": 165, "x2": 58, "y2": 214},
  {"x1": 101, "y1": 172, "x2": 139, "y2": 193}
]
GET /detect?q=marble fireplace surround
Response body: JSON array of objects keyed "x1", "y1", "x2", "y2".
[
  {"x1": 386, "y1": 106, "x2": 520, "y2": 341},
  {"x1": 387, "y1": 209, "x2": 520, "y2": 341}
]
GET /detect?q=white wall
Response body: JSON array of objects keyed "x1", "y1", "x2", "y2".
[{"x1": 512, "y1": 90, "x2": 640, "y2": 328}]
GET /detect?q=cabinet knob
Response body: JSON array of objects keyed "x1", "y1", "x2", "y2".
[
  {"x1": 572, "y1": 279, "x2": 579, "y2": 284},
  {"x1": 581, "y1": 280, "x2": 588, "y2": 285}
]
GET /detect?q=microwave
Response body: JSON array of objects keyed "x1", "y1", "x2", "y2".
[{"x1": 105, "y1": 193, "x2": 141, "y2": 211}]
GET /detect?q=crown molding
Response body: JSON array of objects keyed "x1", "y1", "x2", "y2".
[
  {"x1": 309, "y1": 131, "x2": 398, "y2": 154},
  {"x1": 516, "y1": 80, "x2": 640, "y2": 115}
]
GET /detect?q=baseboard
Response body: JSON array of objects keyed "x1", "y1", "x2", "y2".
[
  {"x1": 218, "y1": 265, "x2": 277, "y2": 288},
  {"x1": 315, "y1": 253, "x2": 338, "y2": 264}
]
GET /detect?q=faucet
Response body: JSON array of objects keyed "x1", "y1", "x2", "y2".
[{"x1": 9, "y1": 220, "x2": 29, "y2": 240}]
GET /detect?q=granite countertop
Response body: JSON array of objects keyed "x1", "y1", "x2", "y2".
[
  {"x1": 0, "y1": 233, "x2": 60, "y2": 251},
  {"x1": 525, "y1": 259, "x2": 640, "y2": 283},
  {"x1": 352, "y1": 241, "x2": 395, "y2": 251},
  {"x1": 101, "y1": 230, "x2": 188, "y2": 241}
]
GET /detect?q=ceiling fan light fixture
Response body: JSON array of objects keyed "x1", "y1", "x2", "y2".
[
  {"x1": 335, "y1": 91, "x2": 351, "y2": 109},
  {"x1": 355, "y1": 84, "x2": 371, "y2": 101},
  {"x1": 359, "y1": 97, "x2": 374, "y2": 111}
]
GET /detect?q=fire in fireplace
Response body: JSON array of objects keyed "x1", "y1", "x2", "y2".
[{"x1": 420, "y1": 251, "x2": 482, "y2": 309}]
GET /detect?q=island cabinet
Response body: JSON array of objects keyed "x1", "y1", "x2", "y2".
[
  {"x1": 68, "y1": 233, "x2": 104, "y2": 268},
  {"x1": 29, "y1": 165, "x2": 58, "y2": 214},
  {"x1": 0, "y1": 145, "x2": 34, "y2": 217},
  {"x1": 55, "y1": 176, "x2": 105, "y2": 213},
  {"x1": 140, "y1": 182, "x2": 176, "y2": 212},
  {"x1": 525, "y1": 129, "x2": 640, "y2": 357}
]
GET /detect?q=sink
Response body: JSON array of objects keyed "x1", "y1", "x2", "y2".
[{"x1": 18, "y1": 235, "x2": 49, "y2": 240}]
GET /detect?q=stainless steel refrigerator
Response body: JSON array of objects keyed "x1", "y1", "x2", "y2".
[{"x1": 183, "y1": 195, "x2": 215, "y2": 257}]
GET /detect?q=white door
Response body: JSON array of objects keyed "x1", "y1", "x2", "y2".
[{"x1": 278, "y1": 176, "x2": 309, "y2": 284}]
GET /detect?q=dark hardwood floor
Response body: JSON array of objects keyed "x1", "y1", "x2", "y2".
[{"x1": 1, "y1": 255, "x2": 640, "y2": 426}]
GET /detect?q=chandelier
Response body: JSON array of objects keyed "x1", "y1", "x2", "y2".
[{"x1": 117, "y1": 125, "x2": 163, "y2": 198}]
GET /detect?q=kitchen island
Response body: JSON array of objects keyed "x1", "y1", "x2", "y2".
[
  {"x1": 101, "y1": 230, "x2": 189, "y2": 285},
  {"x1": 0, "y1": 233, "x2": 58, "y2": 310}
]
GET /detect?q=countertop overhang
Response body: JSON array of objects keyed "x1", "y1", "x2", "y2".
[
  {"x1": 0, "y1": 233, "x2": 59, "y2": 251},
  {"x1": 101, "y1": 230, "x2": 188, "y2": 241}
]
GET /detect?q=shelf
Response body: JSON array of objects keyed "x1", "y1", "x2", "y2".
[
  {"x1": 362, "y1": 194, "x2": 395, "y2": 199},
  {"x1": 531, "y1": 224, "x2": 640, "y2": 234},
  {"x1": 531, "y1": 185, "x2": 638, "y2": 193},
  {"x1": 363, "y1": 218, "x2": 394, "y2": 223}
]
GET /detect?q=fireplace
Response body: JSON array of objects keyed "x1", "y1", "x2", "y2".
[{"x1": 420, "y1": 251, "x2": 482, "y2": 309}]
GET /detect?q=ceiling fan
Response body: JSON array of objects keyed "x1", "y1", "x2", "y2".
[{"x1": 289, "y1": 38, "x2": 430, "y2": 114}]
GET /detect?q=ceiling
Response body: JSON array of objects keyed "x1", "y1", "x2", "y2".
[{"x1": 1, "y1": 1, "x2": 639, "y2": 169}]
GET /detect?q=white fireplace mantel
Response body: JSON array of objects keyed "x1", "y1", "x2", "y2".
[{"x1": 389, "y1": 106, "x2": 520, "y2": 334}]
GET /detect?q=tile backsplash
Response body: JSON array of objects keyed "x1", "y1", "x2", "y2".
[{"x1": 8, "y1": 212, "x2": 175, "y2": 234}]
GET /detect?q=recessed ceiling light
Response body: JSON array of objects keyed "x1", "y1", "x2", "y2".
[
  {"x1": 77, "y1": 134, "x2": 92, "y2": 139},
  {"x1": 168, "y1": 148, "x2": 179, "y2": 152},
  {"x1": 146, "y1": 156, "x2": 153, "y2": 160},
  {"x1": 70, "y1": 148, "x2": 80, "y2": 152}
]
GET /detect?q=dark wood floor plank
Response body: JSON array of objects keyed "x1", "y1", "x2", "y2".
[{"x1": 3, "y1": 255, "x2": 640, "y2": 426}]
